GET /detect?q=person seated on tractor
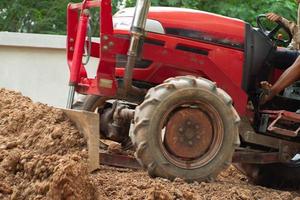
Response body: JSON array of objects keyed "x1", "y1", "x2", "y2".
[{"x1": 260, "y1": 0, "x2": 300, "y2": 104}]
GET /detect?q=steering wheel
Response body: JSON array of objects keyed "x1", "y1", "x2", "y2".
[{"x1": 257, "y1": 14, "x2": 293, "y2": 46}]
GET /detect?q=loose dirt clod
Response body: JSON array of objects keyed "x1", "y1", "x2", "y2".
[{"x1": 1, "y1": 88, "x2": 300, "y2": 200}]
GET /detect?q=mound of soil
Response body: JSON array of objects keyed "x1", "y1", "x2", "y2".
[{"x1": 0, "y1": 89, "x2": 97, "y2": 200}]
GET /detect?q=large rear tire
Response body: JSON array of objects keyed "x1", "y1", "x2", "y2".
[
  {"x1": 236, "y1": 163, "x2": 300, "y2": 188},
  {"x1": 131, "y1": 76, "x2": 240, "y2": 182}
]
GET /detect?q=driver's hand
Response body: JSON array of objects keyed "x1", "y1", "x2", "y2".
[{"x1": 266, "y1": 13, "x2": 282, "y2": 22}]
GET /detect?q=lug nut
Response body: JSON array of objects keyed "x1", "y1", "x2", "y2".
[
  {"x1": 187, "y1": 121, "x2": 192, "y2": 126},
  {"x1": 188, "y1": 141, "x2": 193, "y2": 146},
  {"x1": 179, "y1": 128, "x2": 184, "y2": 133},
  {"x1": 196, "y1": 135, "x2": 201, "y2": 140},
  {"x1": 195, "y1": 125, "x2": 200, "y2": 130}
]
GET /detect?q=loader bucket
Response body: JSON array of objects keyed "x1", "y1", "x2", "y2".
[{"x1": 61, "y1": 109, "x2": 100, "y2": 172}]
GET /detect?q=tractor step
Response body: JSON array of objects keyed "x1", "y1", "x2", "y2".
[{"x1": 261, "y1": 110, "x2": 300, "y2": 137}]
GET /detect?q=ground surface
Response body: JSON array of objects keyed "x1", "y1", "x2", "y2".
[
  {"x1": 0, "y1": 88, "x2": 300, "y2": 200},
  {"x1": 92, "y1": 165, "x2": 300, "y2": 200}
]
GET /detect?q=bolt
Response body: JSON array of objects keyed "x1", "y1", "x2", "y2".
[
  {"x1": 179, "y1": 137, "x2": 184, "y2": 143},
  {"x1": 188, "y1": 141, "x2": 193, "y2": 146},
  {"x1": 187, "y1": 121, "x2": 192, "y2": 126},
  {"x1": 196, "y1": 135, "x2": 201, "y2": 140},
  {"x1": 103, "y1": 35, "x2": 109, "y2": 40},
  {"x1": 108, "y1": 41, "x2": 114, "y2": 47},
  {"x1": 69, "y1": 38, "x2": 74, "y2": 42},
  {"x1": 195, "y1": 125, "x2": 200, "y2": 130},
  {"x1": 102, "y1": 45, "x2": 109, "y2": 51},
  {"x1": 179, "y1": 128, "x2": 184, "y2": 133},
  {"x1": 69, "y1": 47, "x2": 74, "y2": 51}
]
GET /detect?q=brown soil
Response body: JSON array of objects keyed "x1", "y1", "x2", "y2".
[
  {"x1": 0, "y1": 89, "x2": 97, "y2": 200},
  {"x1": 92, "y1": 165, "x2": 300, "y2": 200},
  {"x1": 0, "y1": 88, "x2": 300, "y2": 200}
]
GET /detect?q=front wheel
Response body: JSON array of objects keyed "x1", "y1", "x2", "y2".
[{"x1": 131, "y1": 76, "x2": 240, "y2": 182}]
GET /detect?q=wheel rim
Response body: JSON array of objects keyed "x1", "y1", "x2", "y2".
[{"x1": 158, "y1": 100, "x2": 224, "y2": 169}]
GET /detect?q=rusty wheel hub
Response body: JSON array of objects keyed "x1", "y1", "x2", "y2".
[
  {"x1": 165, "y1": 108, "x2": 213, "y2": 159},
  {"x1": 160, "y1": 102, "x2": 224, "y2": 169}
]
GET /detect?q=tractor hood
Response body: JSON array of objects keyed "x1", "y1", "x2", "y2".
[{"x1": 114, "y1": 7, "x2": 245, "y2": 49}]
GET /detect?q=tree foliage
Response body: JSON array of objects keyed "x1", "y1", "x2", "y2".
[
  {"x1": 0, "y1": 0, "x2": 298, "y2": 34},
  {"x1": 1, "y1": 0, "x2": 77, "y2": 34},
  {"x1": 125, "y1": 0, "x2": 298, "y2": 25}
]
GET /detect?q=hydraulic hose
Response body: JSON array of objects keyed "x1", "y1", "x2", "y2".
[{"x1": 124, "y1": 0, "x2": 151, "y2": 96}]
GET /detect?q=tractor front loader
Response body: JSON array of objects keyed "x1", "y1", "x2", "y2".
[{"x1": 63, "y1": 0, "x2": 300, "y2": 187}]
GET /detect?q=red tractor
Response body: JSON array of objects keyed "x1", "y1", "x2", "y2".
[{"x1": 66, "y1": 0, "x2": 300, "y2": 187}]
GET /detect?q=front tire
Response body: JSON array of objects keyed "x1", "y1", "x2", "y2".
[{"x1": 131, "y1": 76, "x2": 240, "y2": 182}]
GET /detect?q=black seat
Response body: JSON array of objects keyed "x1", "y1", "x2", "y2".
[{"x1": 269, "y1": 48, "x2": 300, "y2": 70}]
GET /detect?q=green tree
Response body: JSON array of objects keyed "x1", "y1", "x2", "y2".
[
  {"x1": 125, "y1": 0, "x2": 298, "y2": 26},
  {"x1": 1, "y1": 1, "x2": 71, "y2": 34},
  {"x1": 0, "y1": 0, "x2": 120, "y2": 34}
]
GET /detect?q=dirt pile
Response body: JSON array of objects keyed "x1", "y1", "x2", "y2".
[{"x1": 0, "y1": 88, "x2": 97, "y2": 200}]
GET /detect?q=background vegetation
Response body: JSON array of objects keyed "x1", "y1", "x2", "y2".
[{"x1": 0, "y1": 0, "x2": 298, "y2": 34}]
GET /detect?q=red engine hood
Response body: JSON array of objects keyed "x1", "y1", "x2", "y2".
[
  {"x1": 147, "y1": 7, "x2": 245, "y2": 48},
  {"x1": 114, "y1": 7, "x2": 246, "y2": 49}
]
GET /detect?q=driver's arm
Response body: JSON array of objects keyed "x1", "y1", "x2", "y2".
[
  {"x1": 281, "y1": 18, "x2": 300, "y2": 50},
  {"x1": 280, "y1": 17, "x2": 298, "y2": 36}
]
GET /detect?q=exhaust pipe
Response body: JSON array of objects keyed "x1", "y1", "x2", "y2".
[{"x1": 124, "y1": 0, "x2": 151, "y2": 96}]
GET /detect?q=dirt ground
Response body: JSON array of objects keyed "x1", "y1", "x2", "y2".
[
  {"x1": 92, "y1": 165, "x2": 300, "y2": 200},
  {"x1": 0, "y1": 88, "x2": 300, "y2": 200}
]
